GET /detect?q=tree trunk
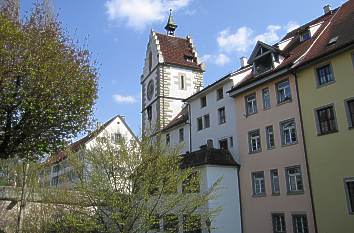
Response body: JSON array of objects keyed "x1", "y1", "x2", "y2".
[{"x1": 16, "y1": 162, "x2": 28, "y2": 233}]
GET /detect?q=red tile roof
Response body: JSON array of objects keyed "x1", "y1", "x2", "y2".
[
  {"x1": 181, "y1": 147, "x2": 239, "y2": 168},
  {"x1": 229, "y1": 5, "x2": 340, "y2": 94},
  {"x1": 155, "y1": 33, "x2": 202, "y2": 71},
  {"x1": 296, "y1": 0, "x2": 354, "y2": 67}
]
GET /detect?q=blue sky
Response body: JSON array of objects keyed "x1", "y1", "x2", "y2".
[{"x1": 21, "y1": 0, "x2": 345, "y2": 135}]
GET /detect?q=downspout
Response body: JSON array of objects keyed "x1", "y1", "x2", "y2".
[
  {"x1": 237, "y1": 165, "x2": 244, "y2": 233},
  {"x1": 187, "y1": 103, "x2": 192, "y2": 152},
  {"x1": 293, "y1": 70, "x2": 318, "y2": 233}
]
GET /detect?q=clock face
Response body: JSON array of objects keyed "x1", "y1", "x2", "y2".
[{"x1": 147, "y1": 80, "x2": 154, "y2": 101}]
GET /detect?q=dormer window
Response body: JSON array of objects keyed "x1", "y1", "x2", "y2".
[
  {"x1": 249, "y1": 42, "x2": 282, "y2": 76},
  {"x1": 254, "y1": 52, "x2": 274, "y2": 75},
  {"x1": 300, "y1": 30, "x2": 311, "y2": 42},
  {"x1": 184, "y1": 55, "x2": 194, "y2": 62}
]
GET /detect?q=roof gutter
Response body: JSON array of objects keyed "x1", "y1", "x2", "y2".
[
  {"x1": 293, "y1": 40, "x2": 354, "y2": 71},
  {"x1": 228, "y1": 67, "x2": 290, "y2": 97}
]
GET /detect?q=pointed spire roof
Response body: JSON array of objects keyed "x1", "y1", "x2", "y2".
[{"x1": 165, "y1": 9, "x2": 178, "y2": 36}]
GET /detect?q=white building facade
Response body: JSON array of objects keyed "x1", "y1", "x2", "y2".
[
  {"x1": 42, "y1": 115, "x2": 137, "y2": 189},
  {"x1": 185, "y1": 67, "x2": 251, "y2": 162},
  {"x1": 141, "y1": 14, "x2": 244, "y2": 233}
]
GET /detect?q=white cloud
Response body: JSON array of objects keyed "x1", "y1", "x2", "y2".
[
  {"x1": 214, "y1": 53, "x2": 230, "y2": 66},
  {"x1": 205, "y1": 21, "x2": 300, "y2": 66},
  {"x1": 105, "y1": 0, "x2": 191, "y2": 30},
  {"x1": 217, "y1": 27, "x2": 254, "y2": 53},
  {"x1": 285, "y1": 21, "x2": 300, "y2": 33},
  {"x1": 113, "y1": 94, "x2": 137, "y2": 104},
  {"x1": 201, "y1": 54, "x2": 211, "y2": 63},
  {"x1": 201, "y1": 53, "x2": 230, "y2": 66},
  {"x1": 254, "y1": 25, "x2": 281, "y2": 44},
  {"x1": 217, "y1": 25, "x2": 283, "y2": 54}
]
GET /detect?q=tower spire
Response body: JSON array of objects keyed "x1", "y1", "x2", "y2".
[{"x1": 164, "y1": 9, "x2": 177, "y2": 36}]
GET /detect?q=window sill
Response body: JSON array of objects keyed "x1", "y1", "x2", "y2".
[
  {"x1": 267, "y1": 146, "x2": 276, "y2": 150},
  {"x1": 277, "y1": 99, "x2": 292, "y2": 106},
  {"x1": 317, "y1": 80, "x2": 336, "y2": 88},
  {"x1": 263, "y1": 107, "x2": 271, "y2": 111},
  {"x1": 219, "y1": 122, "x2": 226, "y2": 125},
  {"x1": 246, "y1": 112, "x2": 258, "y2": 117},
  {"x1": 317, "y1": 130, "x2": 338, "y2": 136},
  {"x1": 249, "y1": 150, "x2": 262, "y2": 154},
  {"x1": 252, "y1": 193, "x2": 266, "y2": 198},
  {"x1": 287, "y1": 191, "x2": 304, "y2": 195},
  {"x1": 271, "y1": 193, "x2": 280, "y2": 196},
  {"x1": 281, "y1": 141, "x2": 298, "y2": 147},
  {"x1": 349, "y1": 126, "x2": 354, "y2": 130}
]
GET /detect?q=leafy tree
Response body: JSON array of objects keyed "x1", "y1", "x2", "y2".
[
  {"x1": 52, "y1": 136, "x2": 220, "y2": 233},
  {"x1": 0, "y1": 2, "x2": 98, "y2": 160}
]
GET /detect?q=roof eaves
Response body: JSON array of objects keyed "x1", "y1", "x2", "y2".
[{"x1": 228, "y1": 67, "x2": 290, "y2": 97}]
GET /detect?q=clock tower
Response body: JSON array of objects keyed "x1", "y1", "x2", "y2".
[{"x1": 141, "y1": 11, "x2": 204, "y2": 136}]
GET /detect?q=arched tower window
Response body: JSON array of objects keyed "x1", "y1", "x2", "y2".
[{"x1": 149, "y1": 51, "x2": 153, "y2": 72}]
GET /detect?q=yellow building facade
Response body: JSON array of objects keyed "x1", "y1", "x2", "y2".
[{"x1": 296, "y1": 49, "x2": 354, "y2": 232}]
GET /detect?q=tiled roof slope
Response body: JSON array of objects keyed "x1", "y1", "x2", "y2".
[
  {"x1": 162, "y1": 106, "x2": 188, "y2": 132},
  {"x1": 228, "y1": 8, "x2": 338, "y2": 93},
  {"x1": 180, "y1": 147, "x2": 239, "y2": 169},
  {"x1": 156, "y1": 33, "x2": 202, "y2": 71},
  {"x1": 296, "y1": 0, "x2": 354, "y2": 67}
]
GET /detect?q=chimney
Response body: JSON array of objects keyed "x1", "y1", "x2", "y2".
[
  {"x1": 240, "y1": 57, "x2": 248, "y2": 68},
  {"x1": 323, "y1": 5, "x2": 331, "y2": 14}
]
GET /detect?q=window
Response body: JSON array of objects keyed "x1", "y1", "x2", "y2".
[
  {"x1": 262, "y1": 88, "x2": 271, "y2": 110},
  {"x1": 166, "y1": 134, "x2": 170, "y2": 145},
  {"x1": 266, "y1": 126, "x2": 275, "y2": 149},
  {"x1": 179, "y1": 128, "x2": 184, "y2": 142},
  {"x1": 183, "y1": 214, "x2": 202, "y2": 233},
  {"x1": 182, "y1": 172, "x2": 200, "y2": 193},
  {"x1": 219, "y1": 139, "x2": 228, "y2": 150},
  {"x1": 180, "y1": 75, "x2": 185, "y2": 90},
  {"x1": 344, "y1": 178, "x2": 354, "y2": 214},
  {"x1": 300, "y1": 30, "x2": 311, "y2": 42},
  {"x1": 277, "y1": 80, "x2": 292, "y2": 104},
  {"x1": 197, "y1": 117, "x2": 203, "y2": 131},
  {"x1": 280, "y1": 119, "x2": 297, "y2": 145},
  {"x1": 271, "y1": 169, "x2": 280, "y2": 194},
  {"x1": 345, "y1": 99, "x2": 354, "y2": 128},
  {"x1": 52, "y1": 164, "x2": 60, "y2": 173},
  {"x1": 285, "y1": 166, "x2": 304, "y2": 193},
  {"x1": 316, "y1": 64, "x2": 334, "y2": 86},
  {"x1": 254, "y1": 51, "x2": 274, "y2": 75},
  {"x1": 272, "y1": 214, "x2": 286, "y2": 233},
  {"x1": 111, "y1": 133, "x2": 122, "y2": 142},
  {"x1": 147, "y1": 106, "x2": 152, "y2": 121},
  {"x1": 249, "y1": 129, "x2": 261, "y2": 153},
  {"x1": 218, "y1": 107, "x2": 226, "y2": 124},
  {"x1": 292, "y1": 215, "x2": 308, "y2": 233},
  {"x1": 204, "y1": 114, "x2": 210, "y2": 128},
  {"x1": 217, "y1": 87, "x2": 224, "y2": 100},
  {"x1": 163, "y1": 214, "x2": 179, "y2": 233},
  {"x1": 316, "y1": 105, "x2": 337, "y2": 135},
  {"x1": 148, "y1": 51, "x2": 152, "y2": 72},
  {"x1": 246, "y1": 93, "x2": 257, "y2": 115},
  {"x1": 252, "y1": 171, "x2": 265, "y2": 196},
  {"x1": 51, "y1": 176, "x2": 59, "y2": 186},
  {"x1": 229, "y1": 137, "x2": 234, "y2": 147},
  {"x1": 200, "y1": 96, "x2": 207, "y2": 108}
]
